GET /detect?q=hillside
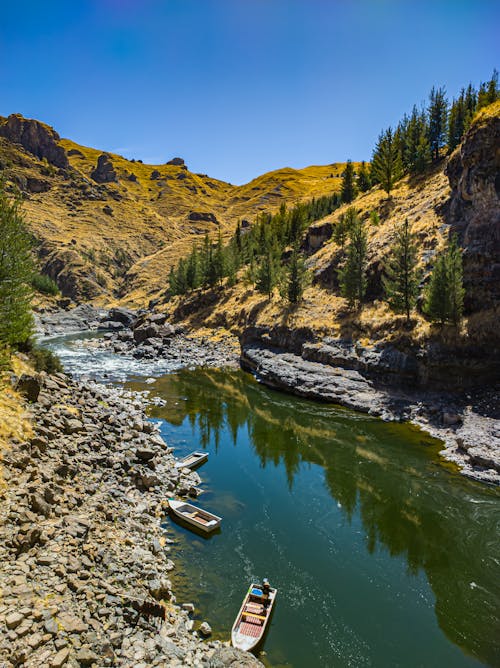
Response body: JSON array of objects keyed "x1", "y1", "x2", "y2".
[
  {"x1": 0, "y1": 113, "x2": 347, "y2": 303},
  {"x1": 161, "y1": 101, "x2": 500, "y2": 350}
]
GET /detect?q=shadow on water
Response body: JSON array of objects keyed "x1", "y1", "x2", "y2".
[{"x1": 129, "y1": 368, "x2": 499, "y2": 668}]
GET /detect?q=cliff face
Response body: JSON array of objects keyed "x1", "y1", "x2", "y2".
[
  {"x1": 446, "y1": 102, "x2": 500, "y2": 312},
  {"x1": 0, "y1": 114, "x2": 69, "y2": 169}
]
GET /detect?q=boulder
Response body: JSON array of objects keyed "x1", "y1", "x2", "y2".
[
  {"x1": 167, "y1": 157, "x2": 185, "y2": 166},
  {"x1": 109, "y1": 307, "x2": 136, "y2": 326},
  {"x1": 207, "y1": 647, "x2": 264, "y2": 667},
  {"x1": 15, "y1": 374, "x2": 42, "y2": 402},
  {"x1": 91, "y1": 153, "x2": 118, "y2": 183},
  {"x1": 133, "y1": 323, "x2": 160, "y2": 344},
  {"x1": 188, "y1": 211, "x2": 219, "y2": 224}
]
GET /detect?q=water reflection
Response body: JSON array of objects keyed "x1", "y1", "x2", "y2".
[{"x1": 141, "y1": 368, "x2": 500, "y2": 666}]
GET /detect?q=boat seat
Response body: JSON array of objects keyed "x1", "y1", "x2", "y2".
[
  {"x1": 242, "y1": 612, "x2": 265, "y2": 624},
  {"x1": 245, "y1": 603, "x2": 264, "y2": 614}
]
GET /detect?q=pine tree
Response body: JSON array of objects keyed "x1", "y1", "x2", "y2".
[
  {"x1": 448, "y1": 91, "x2": 467, "y2": 152},
  {"x1": 255, "y1": 247, "x2": 279, "y2": 299},
  {"x1": 357, "y1": 161, "x2": 371, "y2": 192},
  {"x1": 428, "y1": 86, "x2": 448, "y2": 160},
  {"x1": 382, "y1": 219, "x2": 420, "y2": 323},
  {"x1": 446, "y1": 235, "x2": 465, "y2": 326},
  {"x1": 371, "y1": 128, "x2": 403, "y2": 195},
  {"x1": 423, "y1": 235, "x2": 464, "y2": 326},
  {"x1": 286, "y1": 246, "x2": 308, "y2": 304},
  {"x1": 341, "y1": 160, "x2": 357, "y2": 203},
  {"x1": 405, "y1": 106, "x2": 431, "y2": 174},
  {"x1": 213, "y1": 231, "x2": 225, "y2": 286},
  {"x1": 338, "y1": 213, "x2": 367, "y2": 309},
  {"x1": 200, "y1": 234, "x2": 211, "y2": 287},
  {"x1": 486, "y1": 69, "x2": 499, "y2": 104},
  {"x1": 0, "y1": 185, "x2": 34, "y2": 347},
  {"x1": 186, "y1": 244, "x2": 200, "y2": 290},
  {"x1": 175, "y1": 258, "x2": 188, "y2": 294},
  {"x1": 168, "y1": 265, "x2": 178, "y2": 295},
  {"x1": 333, "y1": 207, "x2": 357, "y2": 248}
]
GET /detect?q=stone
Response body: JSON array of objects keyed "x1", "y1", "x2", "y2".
[
  {"x1": 182, "y1": 603, "x2": 195, "y2": 613},
  {"x1": 199, "y1": 621, "x2": 212, "y2": 637},
  {"x1": 207, "y1": 646, "x2": 264, "y2": 667},
  {"x1": 166, "y1": 157, "x2": 185, "y2": 166},
  {"x1": 15, "y1": 374, "x2": 42, "y2": 402},
  {"x1": 64, "y1": 418, "x2": 84, "y2": 434},
  {"x1": 136, "y1": 448, "x2": 155, "y2": 462},
  {"x1": 5, "y1": 611, "x2": 24, "y2": 629},
  {"x1": 50, "y1": 647, "x2": 70, "y2": 667},
  {"x1": 75, "y1": 646, "x2": 99, "y2": 665}
]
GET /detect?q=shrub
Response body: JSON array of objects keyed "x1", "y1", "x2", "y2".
[
  {"x1": 32, "y1": 272, "x2": 60, "y2": 296},
  {"x1": 28, "y1": 347, "x2": 63, "y2": 374}
]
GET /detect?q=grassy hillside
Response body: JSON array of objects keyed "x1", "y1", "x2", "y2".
[{"x1": 0, "y1": 114, "x2": 348, "y2": 304}]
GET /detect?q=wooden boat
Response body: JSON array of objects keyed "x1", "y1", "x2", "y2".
[
  {"x1": 167, "y1": 499, "x2": 221, "y2": 533},
  {"x1": 231, "y1": 580, "x2": 277, "y2": 652},
  {"x1": 174, "y1": 451, "x2": 208, "y2": 470}
]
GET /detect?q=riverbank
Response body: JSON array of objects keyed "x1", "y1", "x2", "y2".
[
  {"x1": 0, "y1": 367, "x2": 262, "y2": 667},
  {"x1": 35, "y1": 305, "x2": 500, "y2": 485}
]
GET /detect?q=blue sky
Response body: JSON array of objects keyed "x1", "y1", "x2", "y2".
[{"x1": 1, "y1": 0, "x2": 498, "y2": 184}]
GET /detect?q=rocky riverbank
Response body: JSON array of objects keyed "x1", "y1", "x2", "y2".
[
  {"x1": 241, "y1": 333, "x2": 500, "y2": 486},
  {"x1": 0, "y1": 369, "x2": 262, "y2": 667}
]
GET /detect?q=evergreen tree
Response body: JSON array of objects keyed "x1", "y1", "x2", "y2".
[
  {"x1": 175, "y1": 258, "x2": 188, "y2": 294},
  {"x1": 404, "y1": 106, "x2": 431, "y2": 174},
  {"x1": 0, "y1": 185, "x2": 34, "y2": 347},
  {"x1": 486, "y1": 68, "x2": 499, "y2": 104},
  {"x1": 235, "y1": 221, "x2": 242, "y2": 254},
  {"x1": 446, "y1": 235, "x2": 465, "y2": 326},
  {"x1": 200, "y1": 234, "x2": 211, "y2": 286},
  {"x1": 333, "y1": 207, "x2": 357, "y2": 248},
  {"x1": 255, "y1": 247, "x2": 279, "y2": 299},
  {"x1": 382, "y1": 219, "x2": 420, "y2": 323},
  {"x1": 357, "y1": 161, "x2": 371, "y2": 192},
  {"x1": 341, "y1": 160, "x2": 357, "y2": 203},
  {"x1": 288, "y1": 205, "x2": 306, "y2": 244},
  {"x1": 423, "y1": 235, "x2": 464, "y2": 326},
  {"x1": 186, "y1": 244, "x2": 200, "y2": 289},
  {"x1": 338, "y1": 213, "x2": 367, "y2": 309},
  {"x1": 371, "y1": 127, "x2": 403, "y2": 195},
  {"x1": 448, "y1": 91, "x2": 467, "y2": 152},
  {"x1": 213, "y1": 231, "x2": 225, "y2": 286},
  {"x1": 286, "y1": 246, "x2": 308, "y2": 305},
  {"x1": 168, "y1": 265, "x2": 178, "y2": 295},
  {"x1": 427, "y1": 86, "x2": 448, "y2": 160}
]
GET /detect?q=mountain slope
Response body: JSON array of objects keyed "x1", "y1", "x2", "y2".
[{"x1": 0, "y1": 113, "x2": 347, "y2": 303}]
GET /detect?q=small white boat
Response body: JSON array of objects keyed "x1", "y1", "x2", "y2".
[
  {"x1": 231, "y1": 580, "x2": 277, "y2": 652},
  {"x1": 174, "y1": 451, "x2": 209, "y2": 470},
  {"x1": 167, "y1": 499, "x2": 221, "y2": 533}
]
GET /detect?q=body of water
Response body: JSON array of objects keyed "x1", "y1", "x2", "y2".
[{"x1": 47, "y1": 335, "x2": 500, "y2": 667}]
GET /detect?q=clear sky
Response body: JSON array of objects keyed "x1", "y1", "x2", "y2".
[{"x1": 1, "y1": 0, "x2": 498, "y2": 184}]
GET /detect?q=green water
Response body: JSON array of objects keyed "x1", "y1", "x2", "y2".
[{"x1": 127, "y1": 368, "x2": 500, "y2": 668}]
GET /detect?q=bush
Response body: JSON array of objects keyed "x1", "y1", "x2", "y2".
[
  {"x1": 32, "y1": 272, "x2": 60, "y2": 296},
  {"x1": 28, "y1": 347, "x2": 63, "y2": 374},
  {"x1": 0, "y1": 344, "x2": 10, "y2": 383}
]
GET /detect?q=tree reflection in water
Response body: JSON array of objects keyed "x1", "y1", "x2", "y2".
[{"x1": 143, "y1": 368, "x2": 500, "y2": 666}]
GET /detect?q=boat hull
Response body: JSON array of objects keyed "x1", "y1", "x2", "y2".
[
  {"x1": 231, "y1": 583, "x2": 277, "y2": 652},
  {"x1": 168, "y1": 499, "x2": 221, "y2": 533}
]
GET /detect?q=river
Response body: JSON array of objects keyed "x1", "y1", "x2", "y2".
[{"x1": 46, "y1": 333, "x2": 500, "y2": 668}]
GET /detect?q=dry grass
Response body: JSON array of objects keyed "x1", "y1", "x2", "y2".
[
  {"x1": 0, "y1": 356, "x2": 33, "y2": 491},
  {"x1": 1, "y1": 130, "x2": 349, "y2": 304}
]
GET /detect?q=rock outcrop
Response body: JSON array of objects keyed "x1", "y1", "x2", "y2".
[
  {"x1": 446, "y1": 102, "x2": 500, "y2": 311},
  {"x1": 0, "y1": 113, "x2": 68, "y2": 168},
  {"x1": 91, "y1": 153, "x2": 118, "y2": 183}
]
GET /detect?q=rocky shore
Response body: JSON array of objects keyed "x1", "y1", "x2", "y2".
[
  {"x1": 240, "y1": 333, "x2": 500, "y2": 486},
  {"x1": 0, "y1": 370, "x2": 261, "y2": 667}
]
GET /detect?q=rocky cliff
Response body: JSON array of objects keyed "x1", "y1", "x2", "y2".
[
  {"x1": 0, "y1": 114, "x2": 68, "y2": 169},
  {"x1": 446, "y1": 101, "x2": 500, "y2": 312}
]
